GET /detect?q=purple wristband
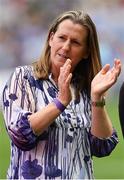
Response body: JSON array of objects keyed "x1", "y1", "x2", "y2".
[{"x1": 53, "y1": 98, "x2": 66, "y2": 112}]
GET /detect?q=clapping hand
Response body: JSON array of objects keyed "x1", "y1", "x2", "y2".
[
  {"x1": 57, "y1": 59, "x2": 72, "y2": 105},
  {"x1": 91, "y1": 59, "x2": 121, "y2": 100}
]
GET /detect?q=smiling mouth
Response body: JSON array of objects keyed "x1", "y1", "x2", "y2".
[{"x1": 58, "y1": 53, "x2": 69, "y2": 59}]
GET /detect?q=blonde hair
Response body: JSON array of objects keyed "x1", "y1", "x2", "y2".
[{"x1": 33, "y1": 10, "x2": 102, "y2": 98}]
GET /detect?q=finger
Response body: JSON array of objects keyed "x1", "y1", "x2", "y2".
[
  {"x1": 62, "y1": 58, "x2": 71, "y2": 68},
  {"x1": 60, "y1": 64, "x2": 71, "y2": 78},
  {"x1": 65, "y1": 73, "x2": 72, "y2": 84},
  {"x1": 114, "y1": 58, "x2": 121, "y2": 65},
  {"x1": 60, "y1": 60, "x2": 72, "y2": 76},
  {"x1": 101, "y1": 64, "x2": 110, "y2": 75},
  {"x1": 114, "y1": 58, "x2": 121, "y2": 76},
  {"x1": 111, "y1": 59, "x2": 121, "y2": 78}
]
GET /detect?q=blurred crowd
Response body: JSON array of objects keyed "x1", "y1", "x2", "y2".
[
  {"x1": 0, "y1": 0, "x2": 81, "y2": 68},
  {"x1": 0, "y1": 0, "x2": 124, "y2": 69},
  {"x1": 0, "y1": 0, "x2": 124, "y2": 102}
]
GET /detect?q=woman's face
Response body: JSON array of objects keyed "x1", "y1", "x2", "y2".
[{"x1": 49, "y1": 19, "x2": 88, "y2": 75}]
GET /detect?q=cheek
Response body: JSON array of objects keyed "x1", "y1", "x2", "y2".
[
  {"x1": 49, "y1": 39, "x2": 58, "y2": 53},
  {"x1": 75, "y1": 48, "x2": 87, "y2": 60},
  {"x1": 72, "y1": 50, "x2": 83, "y2": 61},
  {"x1": 71, "y1": 51, "x2": 84, "y2": 70},
  {"x1": 71, "y1": 59, "x2": 81, "y2": 71}
]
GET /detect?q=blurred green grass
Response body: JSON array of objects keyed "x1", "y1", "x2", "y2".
[
  {"x1": 0, "y1": 98, "x2": 124, "y2": 179},
  {"x1": 0, "y1": 112, "x2": 10, "y2": 179}
]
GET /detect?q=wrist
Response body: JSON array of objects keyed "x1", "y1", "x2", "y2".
[
  {"x1": 57, "y1": 94, "x2": 71, "y2": 106},
  {"x1": 53, "y1": 98, "x2": 66, "y2": 112},
  {"x1": 91, "y1": 96, "x2": 106, "y2": 107},
  {"x1": 91, "y1": 92, "x2": 106, "y2": 101}
]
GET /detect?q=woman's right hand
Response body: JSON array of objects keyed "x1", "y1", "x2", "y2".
[{"x1": 57, "y1": 59, "x2": 72, "y2": 106}]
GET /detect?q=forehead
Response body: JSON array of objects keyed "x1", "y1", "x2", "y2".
[{"x1": 56, "y1": 19, "x2": 88, "y2": 40}]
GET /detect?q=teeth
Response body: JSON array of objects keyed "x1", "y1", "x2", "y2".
[{"x1": 59, "y1": 54, "x2": 67, "y2": 59}]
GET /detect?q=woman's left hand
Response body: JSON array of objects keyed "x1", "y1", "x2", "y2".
[{"x1": 91, "y1": 59, "x2": 121, "y2": 100}]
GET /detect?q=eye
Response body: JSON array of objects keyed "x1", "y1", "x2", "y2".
[
  {"x1": 72, "y1": 40, "x2": 80, "y2": 45},
  {"x1": 58, "y1": 36, "x2": 65, "y2": 40},
  {"x1": 74, "y1": 41, "x2": 79, "y2": 44}
]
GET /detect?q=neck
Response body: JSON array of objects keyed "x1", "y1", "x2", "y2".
[
  {"x1": 51, "y1": 66, "x2": 60, "y2": 85},
  {"x1": 52, "y1": 74, "x2": 58, "y2": 85}
]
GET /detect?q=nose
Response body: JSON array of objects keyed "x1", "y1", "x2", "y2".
[{"x1": 62, "y1": 40, "x2": 71, "y2": 51}]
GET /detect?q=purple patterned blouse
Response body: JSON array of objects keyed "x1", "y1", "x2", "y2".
[{"x1": 2, "y1": 65, "x2": 118, "y2": 179}]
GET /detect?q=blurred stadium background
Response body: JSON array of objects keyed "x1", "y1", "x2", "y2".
[{"x1": 0, "y1": 0, "x2": 124, "y2": 179}]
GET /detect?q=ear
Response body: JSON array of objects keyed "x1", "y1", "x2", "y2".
[{"x1": 49, "y1": 32, "x2": 54, "y2": 46}]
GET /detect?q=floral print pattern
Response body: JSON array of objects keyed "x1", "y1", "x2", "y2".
[
  {"x1": 2, "y1": 65, "x2": 118, "y2": 179},
  {"x1": 21, "y1": 157, "x2": 42, "y2": 179}
]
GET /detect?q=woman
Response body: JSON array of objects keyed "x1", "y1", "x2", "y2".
[{"x1": 2, "y1": 10, "x2": 121, "y2": 179}]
